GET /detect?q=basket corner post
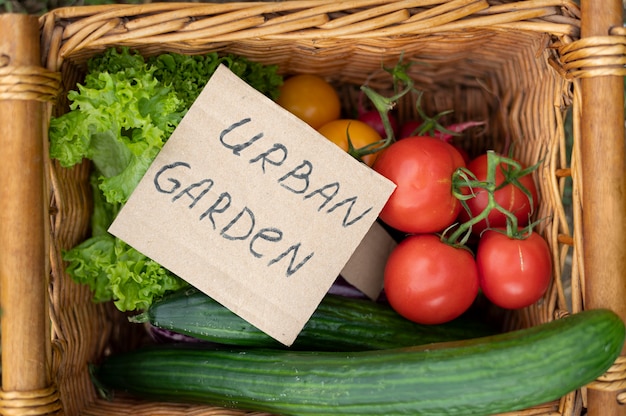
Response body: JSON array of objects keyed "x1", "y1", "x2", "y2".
[
  {"x1": 0, "y1": 12, "x2": 63, "y2": 416},
  {"x1": 579, "y1": 0, "x2": 626, "y2": 415}
]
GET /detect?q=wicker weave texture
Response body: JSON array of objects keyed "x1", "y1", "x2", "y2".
[{"x1": 0, "y1": 0, "x2": 616, "y2": 414}]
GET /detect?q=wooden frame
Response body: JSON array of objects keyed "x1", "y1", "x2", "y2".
[{"x1": 0, "y1": 1, "x2": 623, "y2": 414}]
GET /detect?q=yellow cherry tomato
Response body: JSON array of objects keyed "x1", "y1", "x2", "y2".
[
  {"x1": 317, "y1": 119, "x2": 383, "y2": 166},
  {"x1": 276, "y1": 74, "x2": 341, "y2": 129}
]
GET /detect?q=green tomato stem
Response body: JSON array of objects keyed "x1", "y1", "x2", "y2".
[
  {"x1": 352, "y1": 57, "x2": 464, "y2": 161},
  {"x1": 349, "y1": 69, "x2": 415, "y2": 160},
  {"x1": 446, "y1": 151, "x2": 529, "y2": 245},
  {"x1": 361, "y1": 85, "x2": 399, "y2": 145}
]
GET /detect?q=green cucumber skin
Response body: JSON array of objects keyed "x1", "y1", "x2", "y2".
[
  {"x1": 134, "y1": 288, "x2": 496, "y2": 350},
  {"x1": 98, "y1": 309, "x2": 625, "y2": 416}
]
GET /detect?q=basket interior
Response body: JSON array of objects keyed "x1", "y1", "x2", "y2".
[{"x1": 47, "y1": 20, "x2": 576, "y2": 416}]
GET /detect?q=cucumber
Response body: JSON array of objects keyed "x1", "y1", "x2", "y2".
[
  {"x1": 130, "y1": 288, "x2": 497, "y2": 350},
  {"x1": 96, "y1": 309, "x2": 625, "y2": 416}
]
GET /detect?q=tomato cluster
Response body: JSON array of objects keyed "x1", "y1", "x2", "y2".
[
  {"x1": 379, "y1": 144, "x2": 551, "y2": 324},
  {"x1": 377, "y1": 100, "x2": 550, "y2": 324},
  {"x1": 276, "y1": 72, "x2": 552, "y2": 325}
]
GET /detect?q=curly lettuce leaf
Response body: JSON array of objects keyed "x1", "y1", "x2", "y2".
[
  {"x1": 219, "y1": 54, "x2": 283, "y2": 101},
  {"x1": 64, "y1": 235, "x2": 117, "y2": 304},
  {"x1": 50, "y1": 65, "x2": 183, "y2": 205},
  {"x1": 88, "y1": 46, "x2": 146, "y2": 75},
  {"x1": 148, "y1": 52, "x2": 283, "y2": 109},
  {"x1": 90, "y1": 173, "x2": 120, "y2": 237},
  {"x1": 64, "y1": 234, "x2": 187, "y2": 312}
]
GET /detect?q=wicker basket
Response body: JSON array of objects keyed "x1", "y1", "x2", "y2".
[{"x1": 0, "y1": 0, "x2": 625, "y2": 415}]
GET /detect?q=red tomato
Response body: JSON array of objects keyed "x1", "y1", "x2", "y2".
[
  {"x1": 459, "y1": 153, "x2": 539, "y2": 235},
  {"x1": 373, "y1": 136, "x2": 466, "y2": 233},
  {"x1": 452, "y1": 145, "x2": 471, "y2": 165},
  {"x1": 384, "y1": 234, "x2": 479, "y2": 324},
  {"x1": 276, "y1": 74, "x2": 341, "y2": 129},
  {"x1": 476, "y1": 230, "x2": 552, "y2": 309}
]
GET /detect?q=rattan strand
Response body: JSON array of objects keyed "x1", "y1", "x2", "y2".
[
  {"x1": 586, "y1": 356, "x2": 626, "y2": 405},
  {"x1": 0, "y1": 386, "x2": 63, "y2": 416},
  {"x1": 0, "y1": 65, "x2": 61, "y2": 102},
  {"x1": 29, "y1": 1, "x2": 610, "y2": 415},
  {"x1": 560, "y1": 34, "x2": 626, "y2": 78}
]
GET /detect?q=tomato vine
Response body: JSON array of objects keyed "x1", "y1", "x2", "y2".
[
  {"x1": 444, "y1": 150, "x2": 543, "y2": 246},
  {"x1": 353, "y1": 58, "x2": 468, "y2": 163}
]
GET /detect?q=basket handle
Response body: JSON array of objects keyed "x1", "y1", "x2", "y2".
[
  {"x1": 579, "y1": 1, "x2": 626, "y2": 415},
  {"x1": 0, "y1": 13, "x2": 62, "y2": 414}
]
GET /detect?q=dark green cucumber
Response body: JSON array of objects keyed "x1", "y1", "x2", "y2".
[
  {"x1": 97, "y1": 309, "x2": 625, "y2": 416},
  {"x1": 130, "y1": 288, "x2": 496, "y2": 350}
]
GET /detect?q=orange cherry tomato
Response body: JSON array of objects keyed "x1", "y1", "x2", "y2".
[
  {"x1": 317, "y1": 119, "x2": 383, "y2": 166},
  {"x1": 276, "y1": 74, "x2": 341, "y2": 129}
]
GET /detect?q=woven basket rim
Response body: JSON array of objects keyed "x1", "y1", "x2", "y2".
[{"x1": 39, "y1": 0, "x2": 583, "y2": 73}]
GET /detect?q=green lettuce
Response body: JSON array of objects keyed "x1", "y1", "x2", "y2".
[
  {"x1": 50, "y1": 47, "x2": 283, "y2": 311},
  {"x1": 63, "y1": 234, "x2": 186, "y2": 312},
  {"x1": 50, "y1": 66, "x2": 182, "y2": 204},
  {"x1": 148, "y1": 52, "x2": 283, "y2": 109}
]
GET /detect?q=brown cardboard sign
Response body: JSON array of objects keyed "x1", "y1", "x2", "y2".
[
  {"x1": 340, "y1": 221, "x2": 397, "y2": 300},
  {"x1": 109, "y1": 65, "x2": 396, "y2": 345}
]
